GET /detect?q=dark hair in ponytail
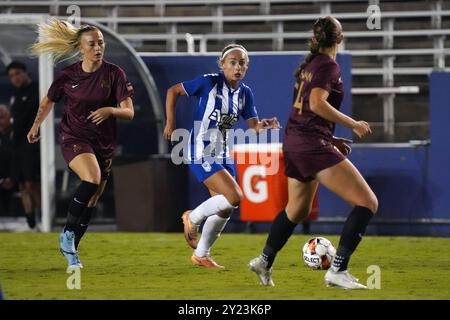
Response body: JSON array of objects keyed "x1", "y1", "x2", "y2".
[{"x1": 294, "y1": 16, "x2": 342, "y2": 78}]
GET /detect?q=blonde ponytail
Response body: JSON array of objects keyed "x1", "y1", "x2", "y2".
[{"x1": 31, "y1": 18, "x2": 97, "y2": 63}]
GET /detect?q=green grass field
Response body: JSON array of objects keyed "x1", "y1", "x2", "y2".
[{"x1": 1, "y1": 232, "x2": 449, "y2": 300}]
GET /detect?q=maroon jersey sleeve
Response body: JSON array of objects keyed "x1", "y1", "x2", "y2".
[
  {"x1": 47, "y1": 72, "x2": 67, "y2": 102},
  {"x1": 309, "y1": 61, "x2": 340, "y2": 93},
  {"x1": 113, "y1": 67, "x2": 134, "y2": 104}
]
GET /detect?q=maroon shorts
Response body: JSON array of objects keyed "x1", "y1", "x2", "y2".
[
  {"x1": 60, "y1": 139, "x2": 113, "y2": 181},
  {"x1": 284, "y1": 146, "x2": 345, "y2": 182}
]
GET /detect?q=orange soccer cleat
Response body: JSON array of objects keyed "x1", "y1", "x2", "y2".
[
  {"x1": 191, "y1": 254, "x2": 224, "y2": 269},
  {"x1": 181, "y1": 211, "x2": 199, "y2": 249}
]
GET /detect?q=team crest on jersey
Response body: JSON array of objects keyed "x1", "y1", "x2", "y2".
[
  {"x1": 101, "y1": 79, "x2": 110, "y2": 89},
  {"x1": 202, "y1": 161, "x2": 212, "y2": 172},
  {"x1": 72, "y1": 144, "x2": 82, "y2": 153}
]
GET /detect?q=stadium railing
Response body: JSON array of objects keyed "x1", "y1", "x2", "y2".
[{"x1": 1, "y1": 0, "x2": 446, "y2": 140}]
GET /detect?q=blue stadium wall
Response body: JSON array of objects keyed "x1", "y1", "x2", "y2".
[{"x1": 142, "y1": 54, "x2": 450, "y2": 237}]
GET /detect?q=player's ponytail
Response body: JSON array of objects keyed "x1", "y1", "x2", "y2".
[
  {"x1": 31, "y1": 18, "x2": 98, "y2": 63},
  {"x1": 295, "y1": 16, "x2": 342, "y2": 78},
  {"x1": 295, "y1": 37, "x2": 320, "y2": 78}
]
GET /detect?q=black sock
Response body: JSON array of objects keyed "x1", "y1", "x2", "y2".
[
  {"x1": 64, "y1": 181, "x2": 98, "y2": 232},
  {"x1": 75, "y1": 206, "x2": 95, "y2": 250},
  {"x1": 302, "y1": 221, "x2": 310, "y2": 234},
  {"x1": 25, "y1": 210, "x2": 36, "y2": 229},
  {"x1": 332, "y1": 206, "x2": 374, "y2": 271},
  {"x1": 262, "y1": 210, "x2": 297, "y2": 268}
]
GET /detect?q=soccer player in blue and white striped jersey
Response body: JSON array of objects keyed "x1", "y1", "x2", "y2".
[{"x1": 164, "y1": 44, "x2": 280, "y2": 268}]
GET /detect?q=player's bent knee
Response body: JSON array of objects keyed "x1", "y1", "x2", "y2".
[
  {"x1": 218, "y1": 210, "x2": 233, "y2": 219},
  {"x1": 359, "y1": 195, "x2": 378, "y2": 214},
  {"x1": 225, "y1": 189, "x2": 243, "y2": 207},
  {"x1": 83, "y1": 175, "x2": 101, "y2": 185},
  {"x1": 236, "y1": 188, "x2": 243, "y2": 204},
  {"x1": 369, "y1": 195, "x2": 379, "y2": 214},
  {"x1": 286, "y1": 205, "x2": 311, "y2": 223},
  {"x1": 229, "y1": 195, "x2": 242, "y2": 208}
]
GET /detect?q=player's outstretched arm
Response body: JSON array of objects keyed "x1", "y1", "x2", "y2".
[
  {"x1": 113, "y1": 97, "x2": 134, "y2": 120},
  {"x1": 247, "y1": 117, "x2": 281, "y2": 134},
  {"x1": 88, "y1": 97, "x2": 134, "y2": 125},
  {"x1": 164, "y1": 83, "x2": 186, "y2": 140},
  {"x1": 310, "y1": 87, "x2": 372, "y2": 138},
  {"x1": 27, "y1": 95, "x2": 55, "y2": 143}
]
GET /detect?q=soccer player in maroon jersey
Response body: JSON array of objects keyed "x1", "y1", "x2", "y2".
[
  {"x1": 27, "y1": 19, "x2": 134, "y2": 267},
  {"x1": 249, "y1": 16, "x2": 378, "y2": 289}
]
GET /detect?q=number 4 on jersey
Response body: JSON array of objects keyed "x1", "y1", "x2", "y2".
[{"x1": 293, "y1": 81, "x2": 304, "y2": 115}]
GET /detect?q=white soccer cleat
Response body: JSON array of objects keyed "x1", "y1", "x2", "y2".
[
  {"x1": 248, "y1": 256, "x2": 275, "y2": 287},
  {"x1": 324, "y1": 269, "x2": 367, "y2": 290},
  {"x1": 346, "y1": 272, "x2": 359, "y2": 283}
]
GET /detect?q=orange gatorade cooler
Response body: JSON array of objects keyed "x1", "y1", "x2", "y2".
[{"x1": 233, "y1": 143, "x2": 318, "y2": 222}]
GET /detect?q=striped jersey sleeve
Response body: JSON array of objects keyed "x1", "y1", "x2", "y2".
[
  {"x1": 182, "y1": 73, "x2": 217, "y2": 97},
  {"x1": 241, "y1": 86, "x2": 258, "y2": 120}
]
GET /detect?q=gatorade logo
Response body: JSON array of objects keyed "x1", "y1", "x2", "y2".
[{"x1": 243, "y1": 165, "x2": 268, "y2": 203}]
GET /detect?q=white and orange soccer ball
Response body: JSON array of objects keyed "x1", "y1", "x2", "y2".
[{"x1": 302, "y1": 237, "x2": 336, "y2": 270}]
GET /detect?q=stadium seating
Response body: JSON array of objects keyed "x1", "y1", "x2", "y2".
[{"x1": 1, "y1": 0, "x2": 448, "y2": 142}]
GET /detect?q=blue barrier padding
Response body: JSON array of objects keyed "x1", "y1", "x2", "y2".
[{"x1": 141, "y1": 55, "x2": 450, "y2": 236}]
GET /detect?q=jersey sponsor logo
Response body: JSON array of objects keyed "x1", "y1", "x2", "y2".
[
  {"x1": 219, "y1": 114, "x2": 239, "y2": 130},
  {"x1": 208, "y1": 110, "x2": 221, "y2": 122},
  {"x1": 208, "y1": 110, "x2": 238, "y2": 130},
  {"x1": 71, "y1": 84, "x2": 79, "y2": 89}
]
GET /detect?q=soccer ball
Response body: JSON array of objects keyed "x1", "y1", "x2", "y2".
[{"x1": 302, "y1": 237, "x2": 336, "y2": 270}]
